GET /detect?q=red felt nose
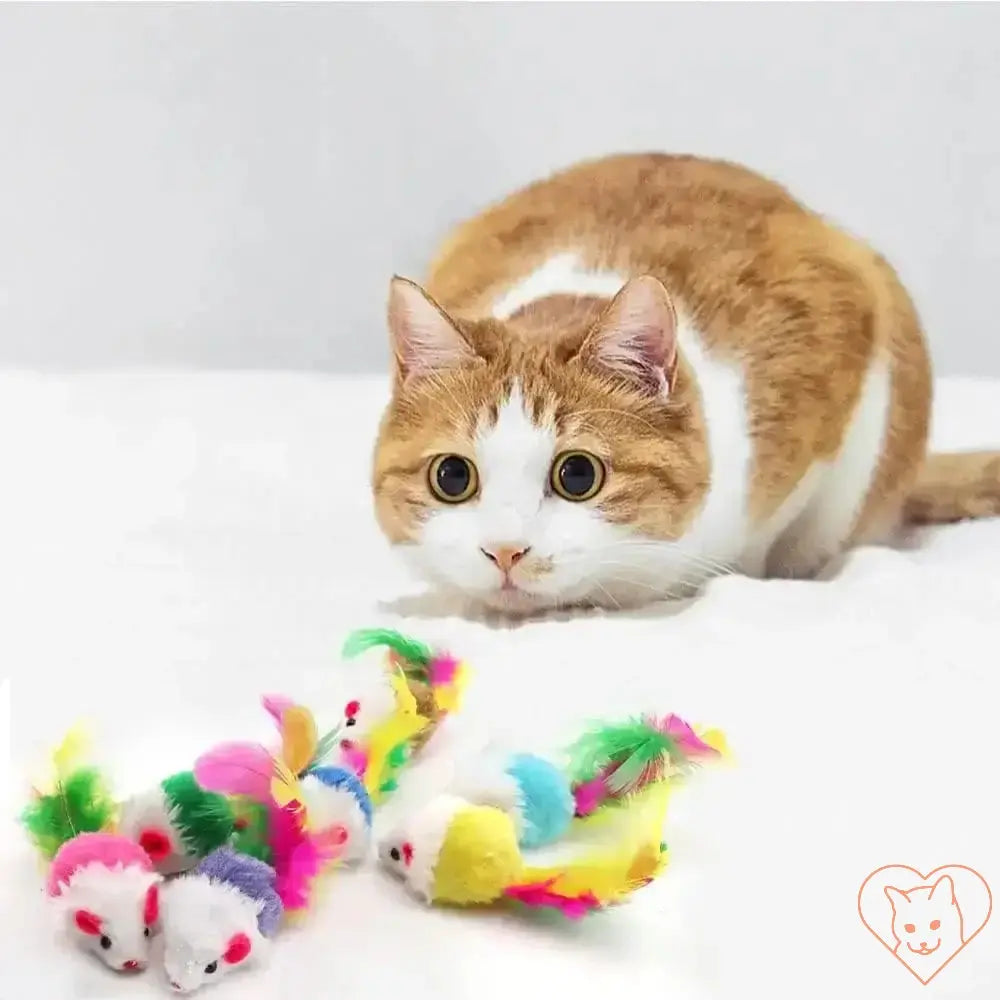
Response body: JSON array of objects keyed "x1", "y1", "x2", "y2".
[{"x1": 122, "y1": 961, "x2": 141, "y2": 971}]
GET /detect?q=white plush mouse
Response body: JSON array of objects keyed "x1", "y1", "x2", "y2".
[
  {"x1": 161, "y1": 848, "x2": 282, "y2": 993},
  {"x1": 47, "y1": 832, "x2": 161, "y2": 972}
]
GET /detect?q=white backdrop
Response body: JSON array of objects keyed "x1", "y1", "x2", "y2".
[{"x1": 1, "y1": 3, "x2": 998, "y2": 375}]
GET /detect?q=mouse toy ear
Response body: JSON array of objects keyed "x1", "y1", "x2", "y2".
[
  {"x1": 223, "y1": 932, "x2": 251, "y2": 965},
  {"x1": 143, "y1": 883, "x2": 159, "y2": 925},
  {"x1": 74, "y1": 909, "x2": 103, "y2": 935},
  {"x1": 138, "y1": 827, "x2": 172, "y2": 862}
]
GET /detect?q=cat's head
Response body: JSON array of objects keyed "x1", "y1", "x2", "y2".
[
  {"x1": 885, "y1": 876, "x2": 963, "y2": 956},
  {"x1": 371, "y1": 275, "x2": 709, "y2": 613}
]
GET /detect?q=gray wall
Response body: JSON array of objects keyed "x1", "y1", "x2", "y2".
[{"x1": 1, "y1": 3, "x2": 998, "y2": 375}]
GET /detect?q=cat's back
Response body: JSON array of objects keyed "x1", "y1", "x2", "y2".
[{"x1": 425, "y1": 152, "x2": 819, "y2": 313}]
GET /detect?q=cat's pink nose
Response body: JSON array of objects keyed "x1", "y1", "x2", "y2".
[{"x1": 481, "y1": 545, "x2": 530, "y2": 572}]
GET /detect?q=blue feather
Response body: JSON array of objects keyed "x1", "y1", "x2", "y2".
[{"x1": 505, "y1": 753, "x2": 575, "y2": 848}]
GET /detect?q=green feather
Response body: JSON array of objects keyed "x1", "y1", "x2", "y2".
[
  {"x1": 379, "y1": 779, "x2": 398, "y2": 794},
  {"x1": 21, "y1": 767, "x2": 116, "y2": 860},
  {"x1": 161, "y1": 771, "x2": 235, "y2": 857},
  {"x1": 566, "y1": 718, "x2": 679, "y2": 796},
  {"x1": 229, "y1": 798, "x2": 273, "y2": 863},
  {"x1": 387, "y1": 743, "x2": 408, "y2": 769},
  {"x1": 308, "y1": 724, "x2": 344, "y2": 772},
  {"x1": 341, "y1": 628, "x2": 432, "y2": 670}
]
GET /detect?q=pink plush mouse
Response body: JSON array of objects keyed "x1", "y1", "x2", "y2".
[
  {"x1": 47, "y1": 832, "x2": 161, "y2": 972},
  {"x1": 21, "y1": 732, "x2": 162, "y2": 973}
]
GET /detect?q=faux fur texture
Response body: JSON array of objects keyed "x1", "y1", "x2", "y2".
[{"x1": 195, "y1": 849, "x2": 282, "y2": 937}]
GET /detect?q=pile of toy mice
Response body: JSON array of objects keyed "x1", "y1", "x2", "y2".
[{"x1": 20, "y1": 627, "x2": 728, "y2": 993}]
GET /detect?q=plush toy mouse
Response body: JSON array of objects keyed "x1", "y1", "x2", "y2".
[
  {"x1": 117, "y1": 771, "x2": 242, "y2": 875},
  {"x1": 47, "y1": 832, "x2": 161, "y2": 972},
  {"x1": 341, "y1": 627, "x2": 468, "y2": 752},
  {"x1": 194, "y1": 646, "x2": 462, "y2": 869},
  {"x1": 448, "y1": 713, "x2": 725, "y2": 849},
  {"x1": 161, "y1": 848, "x2": 282, "y2": 993},
  {"x1": 21, "y1": 728, "x2": 162, "y2": 972},
  {"x1": 378, "y1": 786, "x2": 670, "y2": 918}
]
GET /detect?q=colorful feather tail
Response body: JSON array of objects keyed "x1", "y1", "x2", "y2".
[
  {"x1": 20, "y1": 727, "x2": 117, "y2": 861},
  {"x1": 341, "y1": 627, "x2": 469, "y2": 717},
  {"x1": 502, "y1": 880, "x2": 602, "y2": 920},
  {"x1": 512, "y1": 785, "x2": 671, "y2": 917},
  {"x1": 267, "y1": 802, "x2": 345, "y2": 911},
  {"x1": 567, "y1": 713, "x2": 725, "y2": 817}
]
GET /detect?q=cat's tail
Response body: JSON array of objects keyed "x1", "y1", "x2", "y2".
[{"x1": 904, "y1": 451, "x2": 1000, "y2": 525}]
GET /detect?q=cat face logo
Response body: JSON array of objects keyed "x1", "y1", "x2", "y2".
[{"x1": 858, "y1": 865, "x2": 992, "y2": 984}]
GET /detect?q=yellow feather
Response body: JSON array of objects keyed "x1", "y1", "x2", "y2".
[
  {"x1": 29, "y1": 723, "x2": 91, "y2": 796},
  {"x1": 269, "y1": 756, "x2": 303, "y2": 811},
  {"x1": 387, "y1": 670, "x2": 418, "y2": 716},
  {"x1": 521, "y1": 784, "x2": 671, "y2": 903},
  {"x1": 698, "y1": 726, "x2": 732, "y2": 761},
  {"x1": 362, "y1": 710, "x2": 427, "y2": 802},
  {"x1": 280, "y1": 704, "x2": 318, "y2": 776},
  {"x1": 52, "y1": 724, "x2": 90, "y2": 780}
]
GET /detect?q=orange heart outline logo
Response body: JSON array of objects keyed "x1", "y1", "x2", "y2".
[{"x1": 858, "y1": 864, "x2": 992, "y2": 985}]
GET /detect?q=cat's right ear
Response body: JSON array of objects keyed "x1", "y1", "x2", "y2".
[
  {"x1": 387, "y1": 277, "x2": 480, "y2": 382},
  {"x1": 884, "y1": 886, "x2": 909, "y2": 909}
]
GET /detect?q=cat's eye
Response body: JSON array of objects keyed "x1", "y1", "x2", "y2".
[
  {"x1": 930, "y1": 920, "x2": 941, "y2": 930},
  {"x1": 904, "y1": 923, "x2": 915, "y2": 933},
  {"x1": 550, "y1": 451, "x2": 605, "y2": 501},
  {"x1": 204, "y1": 961, "x2": 218, "y2": 975},
  {"x1": 428, "y1": 454, "x2": 478, "y2": 503}
]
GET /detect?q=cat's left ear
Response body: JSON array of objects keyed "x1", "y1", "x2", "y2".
[{"x1": 576, "y1": 275, "x2": 678, "y2": 397}]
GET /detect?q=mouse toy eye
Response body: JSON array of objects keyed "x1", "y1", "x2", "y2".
[
  {"x1": 550, "y1": 451, "x2": 605, "y2": 501},
  {"x1": 143, "y1": 927, "x2": 150, "y2": 938},
  {"x1": 428, "y1": 455, "x2": 479, "y2": 504},
  {"x1": 344, "y1": 700, "x2": 360, "y2": 727},
  {"x1": 100, "y1": 935, "x2": 112, "y2": 951},
  {"x1": 204, "y1": 961, "x2": 217, "y2": 975},
  {"x1": 389, "y1": 847, "x2": 401, "y2": 861}
]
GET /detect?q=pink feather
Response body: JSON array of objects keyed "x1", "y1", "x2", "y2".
[
  {"x1": 339, "y1": 743, "x2": 369, "y2": 778},
  {"x1": 503, "y1": 879, "x2": 602, "y2": 919},
  {"x1": 193, "y1": 742, "x2": 274, "y2": 801},
  {"x1": 571, "y1": 777, "x2": 609, "y2": 817},
  {"x1": 662, "y1": 714, "x2": 717, "y2": 758},
  {"x1": 428, "y1": 653, "x2": 460, "y2": 687},
  {"x1": 261, "y1": 694, "x2": 293, "y2": 727},
  {"x1": 267, "y1": 803, "x2": 342, "y2": 911},
  {"x1": 48, "y1": 833, "x2": 152, "y2": 896}
]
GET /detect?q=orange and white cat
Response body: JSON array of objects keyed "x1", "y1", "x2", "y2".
[
  {"x1": 885, "y1": 876, "x2": 965, "y2": 981},
  {"x1": 372, "y1": 153, "x2": 1000, "y2": 612}
]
